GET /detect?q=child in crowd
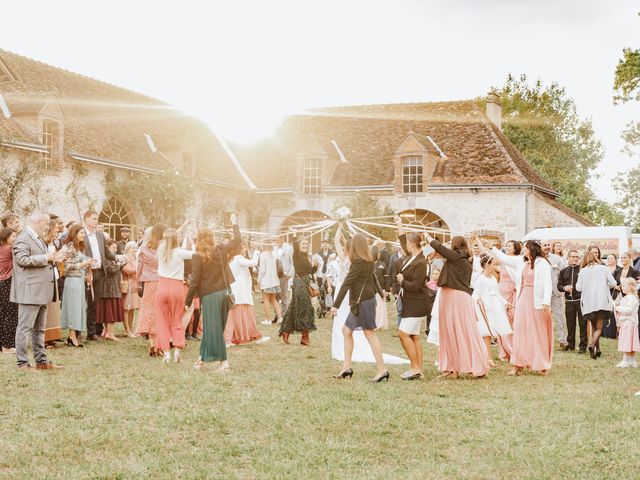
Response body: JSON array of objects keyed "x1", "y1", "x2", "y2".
[
  {"x1": 616, "y1": 277, "x2": 639, "y2": 368},
  {"x1": 426, "y1": 268, "x2": 441, "y2": 366}
]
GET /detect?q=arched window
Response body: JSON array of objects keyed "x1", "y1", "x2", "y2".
[
  {"x1": 398, "y1": 208, "x2": 450, "y2": 244},
  {"x1": 98, "y1": 197, "x2": 137, "y2": 241},
  {"x1": 402, "y1": 155, "x2": 423, "y2": 193},
  {"x1": 280, "y1": 210, "x2": 329, "y2": 252}
]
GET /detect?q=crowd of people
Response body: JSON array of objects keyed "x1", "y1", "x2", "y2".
[{"x1": 1, "y1": 209, "x2": 639, "y2": 378}]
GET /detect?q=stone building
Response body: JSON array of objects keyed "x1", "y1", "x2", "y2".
[
  {"x1": 0, "y1": 49, "x2": 251, "y2": 239},
  {"x1": 0, "y1": 49, "x2": 592, "y2": 245},
  {"x1": 230, "y1": 96, "x2": 593, "y2": 246}
]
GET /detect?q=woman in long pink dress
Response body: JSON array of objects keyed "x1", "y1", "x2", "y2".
[
  {"x1": 490, "y1": 240, "x2": 553, "y2": 375},
  {"x1": 425, "y1": 232, "x2": 490, "y2": 379},
  {"x1": 497, "y1": 240, "x2": 522, "y2": 326}
]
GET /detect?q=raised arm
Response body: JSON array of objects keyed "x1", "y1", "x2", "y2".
[
  {"x1": 220, "y1": 220, "x2": 242, "y2": 257},
  {"x1": 429, "y1": 239, "x2": 460, "y2": 263}
]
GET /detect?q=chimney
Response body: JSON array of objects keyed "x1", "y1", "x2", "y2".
[{"x1": 486, "y1": 91, "x2": 502, "y2": 131}]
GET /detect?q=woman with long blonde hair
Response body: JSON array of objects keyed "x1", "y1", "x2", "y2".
[
  {"x1": 186, "y1": 214, "x2": 241, "y2": 371},
  {"x1": 156, "y1": 221, "x2": 193, "y2": 364}
]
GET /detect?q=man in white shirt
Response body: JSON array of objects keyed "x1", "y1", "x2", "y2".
[
  {"x1": 542, "y1": 240, "x2": 568, "y2": 348},
  {"x1": 83, "y1": 210, "x2": 116, "y2": 340}
]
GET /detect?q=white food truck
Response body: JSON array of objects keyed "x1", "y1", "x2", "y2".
[{"x1": 522, "y1": 226, "x2": 632, "y2": 258}]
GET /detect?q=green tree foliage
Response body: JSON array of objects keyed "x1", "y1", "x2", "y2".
[
  {"x1": 612, "y1": 14, "x2": 640, "y2": 231},
  {"x1": 0, "y1": 143, "x2": 48, "y2": 214},
  {"x1": 103, "y1": 169, "x2": 194, "y2": 227},
  {"x1": 494, "y1": 74, "x2": 621, "y2": 225}
]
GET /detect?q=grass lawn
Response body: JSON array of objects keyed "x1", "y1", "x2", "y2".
[{"x1": 1, "y1": 298, "x2": 639, "y2": 480}]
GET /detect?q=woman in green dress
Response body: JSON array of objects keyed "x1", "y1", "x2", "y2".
[{"x1": 186, "y1": 214, "x2": 241, "y2": 371}]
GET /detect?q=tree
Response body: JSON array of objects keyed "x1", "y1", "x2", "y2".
[
  {"x1": 103, "y1": 168, "x2": 195, "y2": 226},
  {"x1": 492, "y1": 74, "x2": 621, "y2": 226},
  {"x1": 65, "y1": 161, "x2": 98, "y2": 222},
  {"x1": 612, "y1": 14, "x2": 640, "y2": 230},
  {"x1": 0, "y1": 143, "x2": 48, "y2": 215}
]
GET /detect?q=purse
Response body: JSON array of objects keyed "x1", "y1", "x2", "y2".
[
  {"x1": 137, "y1": 258, "x2": 144, "y2": 298},
  {"x1": 218, "y1": 248, "x2": 236, "y2": 310},
  {"x1": 120, "y1": 279, "x2": 129, "y2": 294}
]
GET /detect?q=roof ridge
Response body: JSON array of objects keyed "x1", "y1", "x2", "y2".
[
  {"x1": 309, "y1": 99, "x2": 477, "y2": 111},
  {"x1": 0, "y1": 49, "x2": 166, "y2": 105}
]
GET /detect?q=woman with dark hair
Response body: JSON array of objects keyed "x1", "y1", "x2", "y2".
[
  {"x1": 393, "y1": 216, "x2": 430, "y2": 379},
  {"x1": 224, "y1": 240, "x2": 269, "y2": 346},
  {"x1": 498, "y1": 240, "x2": 522, "y2": 326},
  {"x1": 488, "y1": 240, "x2": 553, "y2": 375},
  {"x1": 331, "y1": 233, "x2": 389, "y2": 382},
  {"x1": 0, "y1": 227, "x2": 18, "y2": 353},
  {"x1": 576, "y1": 250, "x2": 617, "y2": 359},
  {"x1": 97, "y1": 239, "x2": 127, "y2": 341},
  {"x1": 424, "y1": 230, "x2": 489, "y2": 379},
  {"x1": 136, "y1": 224, "x2": 167, "y2": 355},
  {"x1": 60, "y1": 225, "x2": 93, "y2": 347},
  {"x1": 278, "y1": 237, "x2": 317, "y2": 345},
  {"x1": 186, "y1": 215, "x2": 241, "y2": 371}
]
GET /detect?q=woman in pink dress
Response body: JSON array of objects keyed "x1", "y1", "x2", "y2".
[
  {"x1": 136, "y1": 224, "x2": 167, "y2": 356},
  {"x1": 490, "y1": 240, "x2": 553, "y2": 376},
  {"x1": 497, "y1": 240, "x2": 522, "y2": 326},
  {"x1": 424, "y1": 231, "x2": 490, "y2": 379}
]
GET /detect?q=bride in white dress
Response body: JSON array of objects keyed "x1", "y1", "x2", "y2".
[{"x1": 330, "y1": 224, "x2": 409, "y2": 365}]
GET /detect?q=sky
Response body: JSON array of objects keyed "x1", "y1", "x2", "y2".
[{"x1": 1, "y1": 0, "x2": 637, "y2": 202}]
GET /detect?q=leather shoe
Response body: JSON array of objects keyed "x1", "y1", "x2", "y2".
[
  {"x1": 36, "y1": 362, "x2": 63, "y2": 370},
  {"x1": 87, "y1": 334, "x2": 99, "y2": 341}
]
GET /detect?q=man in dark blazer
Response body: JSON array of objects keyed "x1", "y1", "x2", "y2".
[{"x1": 83, "y1": 210, "x2": 116, "y2": 340}]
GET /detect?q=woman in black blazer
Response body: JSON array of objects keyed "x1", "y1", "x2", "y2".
[
  {"x1": 186, "y1": 214, "x2": 241, "y2": 372},
  {"x1": 394, "y1": 216, "x2": 429, "y2": 380},
  {"x1": 426, "y1": 232, "x2": 489, "y2": 379},
  {"x1": 331, "y1": 233, "x2": 389, "y2": 382}
]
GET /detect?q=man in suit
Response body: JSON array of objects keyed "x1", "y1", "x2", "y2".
[
  {"x1": 11, "y1": 212, "x2": 66, "y2": 369},
  {"x1": 83, "y1": 210, "x2": 116, "y2": 340}
]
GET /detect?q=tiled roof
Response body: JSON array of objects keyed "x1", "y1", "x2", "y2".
[
  {"x1": 0, "y1": 49, "x2": 248, "y2": 188},
  {"x1": 233, "y1": 100, "x2": 556, "y2": 192}
]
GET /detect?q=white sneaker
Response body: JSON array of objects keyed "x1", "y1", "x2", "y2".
[
  {"x1": 163, "y1": 352, "x2": 171, "y2": 364},
  {"x1": 277, "y1": 319, "x2": 283, "y2": 324},
  {"x1": 225, "y1": 343, "x2": 234, "y2": 348},
  {"x1": 434, "y1": 360, "x2": 439, "y2": 367},
  {"x1": 629, "y1": 360, "x2": 639, "y2": 368},
  {"x1": 256, "y1": 336, "x2": 271, "y2": 345},
  {"x1": 616, "y1": 361, "x2": 629, "y2": 368},
  {"x1": 260, "y1": 320, "x2": 272, "y2": 326},
  {"x1": 173, "y1": 349, "x2": 181, "y2": 363}
]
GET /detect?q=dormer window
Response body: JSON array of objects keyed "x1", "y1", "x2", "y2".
[
  {"x1": 402, "y1": 155, "x2": 423, "y2": 193},
  {"x1": 303, "y1": 157, "x2": 322, "y2": 195},
  {"x1": 41, "y1": 120, "x2": 58, "y2": 169}
]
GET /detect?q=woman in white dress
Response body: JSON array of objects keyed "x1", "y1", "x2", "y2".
[
  {"x1": 330, "y1": 224, "x2": 408, "y2": 365},
  {"x1": 472, "y1": 255, "x2": 513, "y2": 366}
]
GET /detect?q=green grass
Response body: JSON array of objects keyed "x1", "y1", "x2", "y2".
[{"x1": 1, "y1": 298, "x2": 639, "y2": 479}]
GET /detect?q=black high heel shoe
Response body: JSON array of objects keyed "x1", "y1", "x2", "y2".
[
  {"x1": 371, "y1": 371, "x2": 390, "y2": 383},
  {"x1": 333, "y1": 368, "x2": 353, "y2": 379},
  {"x1": 66, "y1": 337, "x2": 83, "y2": 348}
]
